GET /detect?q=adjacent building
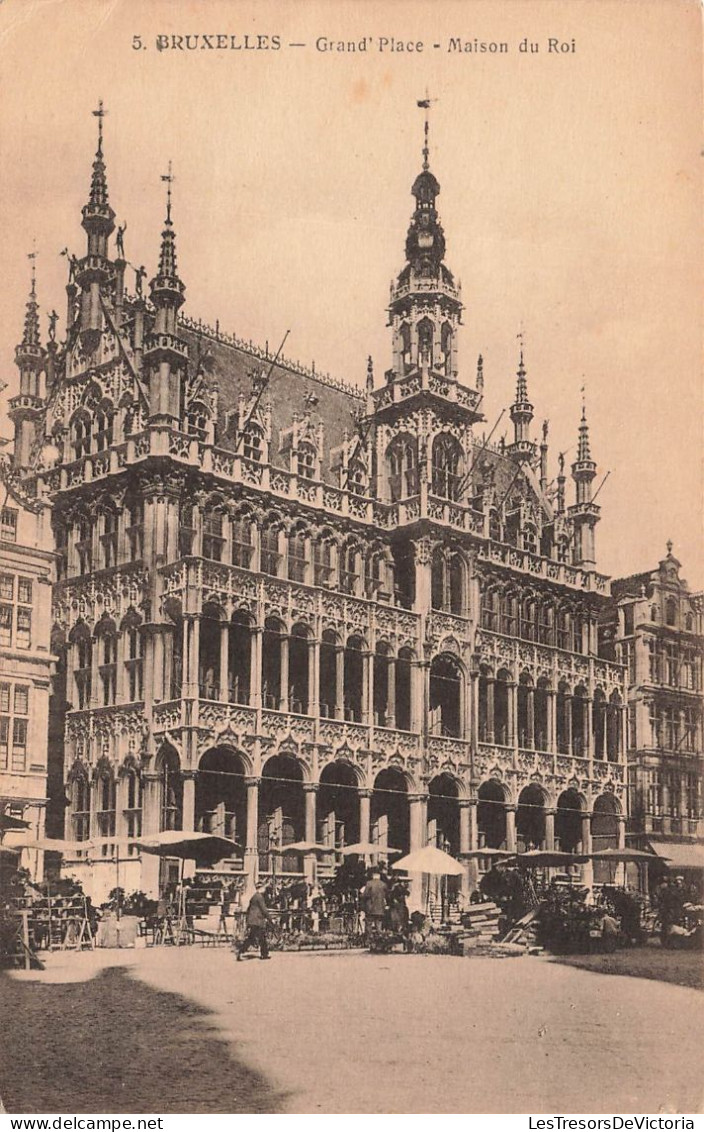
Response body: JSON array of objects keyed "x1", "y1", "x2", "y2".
[
  {"x1": 7, "y1": 109, "x2": 628, "y2": 901},
  {"x1": 0, "y1": 440, "x2": 57, "y2": 876},
  {"x1": 601, "y1": 547, "x2": 704, "y2": 876}
]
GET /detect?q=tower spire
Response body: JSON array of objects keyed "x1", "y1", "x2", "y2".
[
  {"x1": 9, "y1": 254, "x2": 46, "y2": 466},
  {"x1": 158, "y1": 162, "x2": 178, "y2": 277},
  {"x1": 145, "y1": 165, "x2": 187, "y2": 424},
  {"x1": 569, "y1": 387, "x2": 599, "y2": 566},
  {"x1": 507, "y1": 333, "x2": 535, "y2": 459},
  {"x1": 22, "y1": 251, "x2": 40, "y2": 348}
]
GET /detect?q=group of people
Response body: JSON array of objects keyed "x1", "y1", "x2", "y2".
[
  {"x1": 653, "y1": 874, "x2": 702, "y2": 950},
  {"x1": 233, "y1": 866, "x2": 415, "y2": 960}
]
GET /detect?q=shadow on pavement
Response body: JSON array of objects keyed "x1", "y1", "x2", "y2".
[{"x1": 0, "y1": 966, "x2": 286, "y2": 1113}]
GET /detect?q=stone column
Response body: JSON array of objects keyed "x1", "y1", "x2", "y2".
[
  {"x1": 586, "y1": 697, "x2": 595, "y2": 762},
  {"x1": 335, "y1": 646, "x2": 344, "y2": 720},
  {"x1": 359, "y1": 789, "x2": 372, "y2": 845},
  {"x1": 181, "y1": 772, "x2": 198, "y2": 879},
  {"x1": 505, "y1": 805, "x2": 517, "y2": 852},
  {"x1": 565, "y1": 696, "x2": 573, "y2": 756},
  {"x1": 527, "y1": 686, "x2": 535, "y2": 749},
  {"x1": 409, "y1": 794, "x2": 426, "y2": 850},
  {"x1": 184, "y1": 615, "x2": 200, "y2": 699},
  {"x1": 459, "y1": 798, "x2": 474, "y2": 899},
  {"x1": 362, "y1": 650, "x2": 372, "y2": 725},
  {"x1": 250, "y1": 627, "x2": 263, "y2": 709},
  {"x1": 279, "y1": 633, "x2": 290, "y2": 712},
  {"x1": 386, "y1": 658, "x2": 396, "y2": 729},
  {"x1": 486, "y1": 678, "x2": 495, "y2": 743},
  {"x1": 548, "y1": 690, "x2": 557, "y2": 753},
  {"x1": 618, "y1": 814, "x2": 626, "y2": 850},
  {"x1": 303, "y1": 784, "x2": 318, "y2": 884},
  {"x1": 507, "y1": 682, "x2": 517, "y2": 747},
  {"x1": 308, "y1": 637, "x2": 319, "y2": 717},
  {"x1": 244, "y1": 776, "x2": 260, "y2": 892},
  {"x1": 581, "y1": 809, "x2": 594, "y2": 889},
  {"x1": 544, "y1": 808, "x2": 555, "y2": 851},
  {"x1": 219, "y1": 621, "x2": 229, "y2": 702}
]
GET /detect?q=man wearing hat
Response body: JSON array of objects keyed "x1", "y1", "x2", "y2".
[{"x1": 237, "y1": 882, "x2": 272, "y2": 960}]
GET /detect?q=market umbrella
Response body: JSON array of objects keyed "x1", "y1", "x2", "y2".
[
  {"x1": 133, "y1": 830, "x2": 240, "y2": 860},
  {"x1": 508, "y1": 850, "x2": 590, "y2": 868},
  {"x1": 133, "y1": 831, "x2": 240, "y2": 943},
  {"x1": 14, "y1": 837, "x2": 91, "y2": 854},
  {"x1": 590, "y1": 847, "x2": 661, "y2": 886},
  {"x1": 391, "y1": 846, "x2": 465, "y2": 876},
  {"x1": 460, "y1": 848, "x2": 515, "y2": 860},
  {"x1": 274, "y1": 841, "x2": 331, "y2": 855},
  {"x1": 590, "y1": 848, "x2": 661, "y2": 862},
  {"x1": 392, "y1": 845, "x2": 465, "y2": 921},
  {"x1": 340, "y1": 841, "x2": 403, "y2": 857}
]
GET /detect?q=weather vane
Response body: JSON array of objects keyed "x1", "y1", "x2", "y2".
[
  {"x1": 161, "y1": 161, "x2": 175, "y2": 223},
  {"x1": 416, "y1": 91, "x2": 437, "y2": 171},
  {"x1": 92, "y1": 99, "x2": 107, "y2": 153}
]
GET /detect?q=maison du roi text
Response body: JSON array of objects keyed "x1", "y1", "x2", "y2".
[{"x1": 142, "y1": 34, "x2": 578, "y2": 55}]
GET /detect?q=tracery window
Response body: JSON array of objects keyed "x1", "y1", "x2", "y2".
[
  {"x1": 431, "y1": 434, "x2": 463, "y2": 501},
  {"x1": 297, "y1": 443, "x2": 316, "y2": 481}
]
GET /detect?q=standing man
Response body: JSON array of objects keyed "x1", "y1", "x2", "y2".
[
  {"x1": 362, "y1": 868, "x2": 388, "y2": 933},
  {"x1": 237, "y1": 882, "x2": 272, "y2": 960}
]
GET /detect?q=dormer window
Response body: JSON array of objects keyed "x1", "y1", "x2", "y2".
[
  {"x1": 348, "y1": 460, "x2": 366, "y2": 496},
  {"x1": 297, "y1": 443, "x2": 316, "y2": 480},
  {"x1": 243, "y1": 425, "x2": 263, "y2": 463}
]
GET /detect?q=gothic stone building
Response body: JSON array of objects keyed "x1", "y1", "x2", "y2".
[
  {"x1": 600, "y1": 548, "x2": 704, "y2": 876},
  {"x1": 8, "y1": 112, "x2": 628, "y2": 899},
  {"x1": 0, "y1": 459, "x2": 57, "y2": 877}
]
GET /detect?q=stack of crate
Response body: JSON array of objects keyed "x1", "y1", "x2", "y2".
[{"x1": 459, "y1": 900, "x2": 502, "y2": 946}]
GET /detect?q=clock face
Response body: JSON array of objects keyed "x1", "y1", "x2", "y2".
[{"x1": 418, "y1": 231, "x2": 434, "y2": 249}]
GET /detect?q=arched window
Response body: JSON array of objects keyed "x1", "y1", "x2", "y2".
[
  {"x1": 343, "y1": 635, "x2": 365, "y2": 722},
  {"x1": 489, "y1": 510, "x2": 502, "y2": 542},
  {"x1": 557, "y1": 536, "x2": 570, "y2": 565},
  {"x1": 387, "y1": 434, "x2": 418, "y2": 502},
  {"x1": 199, "y1": 602, "x2": 224, "y2": 701},
  {"x1": 232, "y1": 511, "x2": 254, "y2": 569},
  {"x1": 429, "y1": 655, "x2": 463, "y2": 738},
  {"x1": 432, "y1": 434, "x2": 463, "y2": 501},
  {"x1": 188, "y1": 401, "x2": 208, "y2": 442},
  {"x1": 340, "y1": 541, "x2": 360, "y2": 596},
  {"x1": 297, "y1": 443, "x2": 316, "y2": 480},
  {"x1": 125, "y1": 490, "x2": 144, "y2": 562},
  {"x1": 96, "y1": 765, "x2": 116, "y2": 844},
  {"x1": 665, "y1": 598, "x2": 677, "y2": 627},
  {"x1": 243, "y1": 423, "x2": 263, "y2": 463},
  {"x1": 432, "y1": 549, "x2": 465, "y2": 614},
  {"x1": 347, "y1": 459, "x2": 366, "y2": 496},
  {"x1": 158, "y1": 747, "x2": 183, "y2": 832},
  {"x1": 202, "y1": 503, "x2": 225, "y2": 562},
  {"x1": 417, "y1": 316, "x2": 433, "y2": 363},
  {"x1": 440, "y1": 322, "x2": 453, "y2": 375},
  {"x1": 70, "y1": 623, "x2": 92, "y2": 709},
  {"x1": 260, "y1": 520, "x2": 281, "y2": 577},
  {"x1": 95, "y1": 617, "x2": 118, "y2": 706},
  {"x1": 95, "y1": 404, "x2": 114, "y2": 452},
  {"x1": 99, "y1": 507, "x2": 118, "y2": 569},
  {"x1": 122, "y1": 611, "x2": 143, "y2": 702},
  {"x1": 71, "y1": 413, "x2": 91, "y2": 460},
  {"x1": 123, "y1": 767, "x2": 142, "y2": 841},
  {"x1": 71, "y1": 771, "x2": 91, "y2": 842},
  {"x1": 313, "y1": 534, "x2": 335, "y2": 587},
  {"x1": 399, "y1": 321, "x2": 412, "y2": 372},
  {"x1": 287, "y1": 525, "x2": 308, "y2": 584},
  {"x1": 523, "y1": 524, "x2": 537, "y2": 555}
]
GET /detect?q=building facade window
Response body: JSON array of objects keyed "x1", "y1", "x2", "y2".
[
  {"x1": 0, "y1": 681, "x2": 29, "y2": 772},
  {"x1": 1, "y1": 507, "x2": 18, "y2": 543},
  {"x1": 0, "y1": 573, "x2": 32, "y2": 650}
]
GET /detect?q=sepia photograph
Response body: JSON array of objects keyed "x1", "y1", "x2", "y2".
[{"x1": 0, "y1": 0, "x2": 702, "y2": 1118}]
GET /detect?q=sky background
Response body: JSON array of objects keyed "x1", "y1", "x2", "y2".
[{"x1": 0, "y1": 0, "x2": 701, "y2": 585}]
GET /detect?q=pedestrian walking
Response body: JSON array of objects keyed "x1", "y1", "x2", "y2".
[{"x1": 237, "y1": 882, "x2": 272, "y2": 960}]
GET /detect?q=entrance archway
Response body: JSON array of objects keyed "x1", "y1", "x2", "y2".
[{"x1": 371, "y1": 767, "x2": 409, "y2": 853}]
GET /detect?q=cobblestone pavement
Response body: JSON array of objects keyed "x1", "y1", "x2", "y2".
[{"x1": 10, "y1": 948, "x2": 704, "y2": 1114}]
